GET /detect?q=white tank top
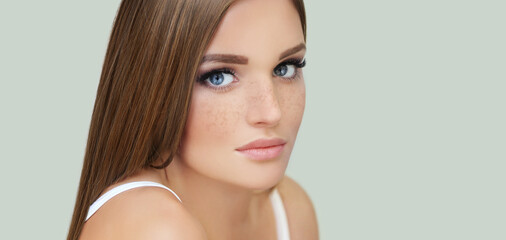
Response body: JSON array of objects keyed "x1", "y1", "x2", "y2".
[{"x1": 85, "y1": 181, "x2": 290, "y2": 240}]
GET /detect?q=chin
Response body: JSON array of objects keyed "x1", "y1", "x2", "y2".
[
  {"x1": 244, "y1": 177, "x2": 283, "y2": 192},
  {"x1": 232, "y1": 159, "x2": 289, "y2": 192}
]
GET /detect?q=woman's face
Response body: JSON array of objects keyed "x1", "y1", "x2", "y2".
[{"x1": 177, "y1": 0, "x2": 306, "y2": 190}]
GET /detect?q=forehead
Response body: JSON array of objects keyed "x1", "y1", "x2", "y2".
[{"x1": 205, "y1": 0, "x2": 304, "y2": 59}]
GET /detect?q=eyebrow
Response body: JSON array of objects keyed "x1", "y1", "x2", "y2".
[
  {"x1": 201, "y1": 54, "x2": 249, "y2": 65},
  {"x1": 200, "y1": 43, "x2": 306, "y2": 65},
  {"x1": 279, "y1": 43, "x2": 306, "y2": 60}
]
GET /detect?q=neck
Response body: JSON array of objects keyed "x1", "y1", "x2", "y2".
[{"x1": 161, "y1": 159, "x2": 274, "y2": 239}]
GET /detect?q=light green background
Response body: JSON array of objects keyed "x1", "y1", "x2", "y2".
[{"x1": 0, "y1": 1, "x2": 504, "y2": 239}]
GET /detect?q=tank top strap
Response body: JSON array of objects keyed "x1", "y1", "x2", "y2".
[
  {"x1": 85, "y1": 181, "x2": 182, "y2": 221},
  {"x1": 269, "y1": 188, "x2": 291, "y2": 240}
]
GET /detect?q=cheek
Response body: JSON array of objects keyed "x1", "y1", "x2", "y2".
[
  {"x1": 280, "y1": 81, "x2": 306, "y2": 128},
  {"x1": 199, "y1": 102, "x2": 231, "y2": 138},
  {"x1": 182, "y1": 89, "x2": 243, "y2": 151}
]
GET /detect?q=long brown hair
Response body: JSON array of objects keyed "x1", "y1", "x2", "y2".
[{"x1": 67, "y1": 0, "x2": 306, "y2": 239}]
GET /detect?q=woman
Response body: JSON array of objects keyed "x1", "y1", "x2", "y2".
[{"x1": 68, "y1": 0, "x2": 318, "y2": 239}]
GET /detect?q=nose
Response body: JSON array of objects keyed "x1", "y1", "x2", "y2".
[{"x1": 246, "y1": 75, "x2": 282, "y2": 128}]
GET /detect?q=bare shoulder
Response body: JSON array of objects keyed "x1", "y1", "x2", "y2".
[
  {"x1": 276, "y1": 175, "x2": 319, "y2": 240},
  {"x1": 80, "y1": 186, "x2": 206, "y2": 240}
]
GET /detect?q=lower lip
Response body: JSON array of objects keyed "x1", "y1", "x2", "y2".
[{"x1": 236, "y1": 144, "x2": 285, "y2": 161}]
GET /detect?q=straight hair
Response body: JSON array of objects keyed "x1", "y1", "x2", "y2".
[{"x1": 67, "y1": 0, "x2": 306, "y2": 239}]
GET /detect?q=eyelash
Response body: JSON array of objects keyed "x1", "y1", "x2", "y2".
[
  {"x1": 196, "y1": 58, "x2": 306, "y2": 91},
  {"x1": 275, "y1": 58, "x2": 306, "y2": 80}
]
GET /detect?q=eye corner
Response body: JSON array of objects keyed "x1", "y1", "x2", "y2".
[{"x1": 299, "y1": 58, "x2": 306, "y2": 68}]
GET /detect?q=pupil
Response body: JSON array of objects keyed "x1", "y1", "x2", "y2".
[
  {"x1": 210, "y1": 73, "x2": 224, "y2": 85},
  {"x1": 276, "y1": 65, "x2": 288, "y2": 76}
]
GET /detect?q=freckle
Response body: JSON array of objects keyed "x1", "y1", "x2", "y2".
[
  {"x1": 217, "y1": 107, "x2": 228, "y2": 129},
  {"x1": 204, "y1": 104, "x2": 230, "y2": 136},
  {"x1": 283, "y1": 89, "x2": 305, "y2": 116}
]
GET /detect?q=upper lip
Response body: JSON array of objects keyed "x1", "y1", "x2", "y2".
[{"x1": 236, "y1": 138, "x2": 287, "y2": 151}]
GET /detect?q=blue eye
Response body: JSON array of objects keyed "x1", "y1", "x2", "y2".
[
  {"x1": 274, "y1": 64, "x2": 296, "y2": 78},
  {"x1": 273, "y1": 58, "x2": 306, "y2": 79},
  {"x1": 198, "y1": 69, "x2": 236, "y2": 89},
  {"x1": 206, "y1": 72, "x2": 234, "y2": 86}
]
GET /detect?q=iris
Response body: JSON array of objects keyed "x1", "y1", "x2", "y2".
[
  {"x1": 274, "y1": 65, "x2": 288, "y2": 76},
  {"x1": 209, "y1": 73, "x2": 225, "y2": 85}
]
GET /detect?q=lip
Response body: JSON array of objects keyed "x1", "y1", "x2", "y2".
[{"x1": 235, "y1": 138, "x2": 287, "y2": 161}]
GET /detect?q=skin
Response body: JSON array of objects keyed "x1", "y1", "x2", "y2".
[{"x1": 79, "y1": 0, "x2": 318, "y2": 239}]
